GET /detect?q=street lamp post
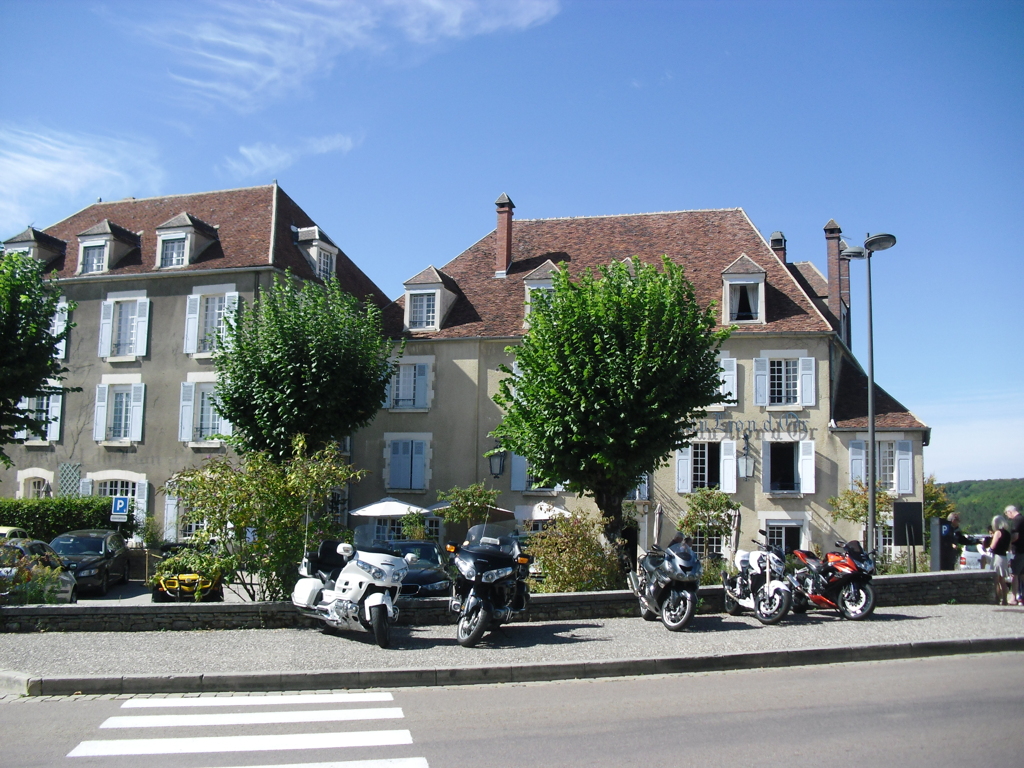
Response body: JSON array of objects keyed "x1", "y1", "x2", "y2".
[{"x1": 841, "y1": 233, "x2": 896, "y2": 553}]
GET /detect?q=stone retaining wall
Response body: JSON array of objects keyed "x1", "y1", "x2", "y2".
[{"x1": 0, "y1": 570, "x2": 996, "y2": 633}]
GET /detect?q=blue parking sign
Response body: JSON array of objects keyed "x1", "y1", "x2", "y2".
[{"x1": 111, "y1": 496, "x2": 131, "y2": 522}]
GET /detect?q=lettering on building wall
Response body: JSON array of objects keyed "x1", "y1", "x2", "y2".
[{"x1": 694, "y1": 412, "x2": 817, "y2": 441}]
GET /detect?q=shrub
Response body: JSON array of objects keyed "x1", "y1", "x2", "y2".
[
  {"x1": 525, "y1": 510, "x2": 624, "y2": 593},
  {"x1": 0, "y1": 497, "x2": 138, "y2": 543},
  {"x1": 0, "y1": 547, "x2": 64, "y2": 604}
]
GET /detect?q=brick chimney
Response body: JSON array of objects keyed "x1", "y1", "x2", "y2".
[
  {"x1": 769, "y1": 231, "x2": 786, "y2": 262},
  {"x1": 825, "y1": 219, "x2": 851, "y2": 343},
  {"x1": 495, "y1": 193, "x2": 514, "y2": 278}
]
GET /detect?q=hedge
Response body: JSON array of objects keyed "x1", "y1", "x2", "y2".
[{"x1": 0, "y1": 498, "x2": 139, "y2": 543}]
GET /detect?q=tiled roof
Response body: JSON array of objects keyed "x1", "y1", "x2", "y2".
[
  {"x1": 156, "y1": 212, "x2": 219, "y2": 239},
  {"x1": 831, "y1": 355, "x2": 929, "y2": 433},
  {"x1": 722, "y1": 253, "x2": 765, "y2": 275},
  {"x1": 789, "y1": 261, "x2": 827, "y2": 298},
  {"x1": 405, "y1": 266, "x2": 445, "y2": 285},
  {"x1": 385, "y1": 207, "x2": 832, "y2": 339},
  {"x1": 21, "y1": 185, "x2": 387, "y2": 307}
]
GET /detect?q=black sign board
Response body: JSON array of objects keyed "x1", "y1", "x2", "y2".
[{"x1": 893, "y1": 502, "x2": 924, "y2": 546}]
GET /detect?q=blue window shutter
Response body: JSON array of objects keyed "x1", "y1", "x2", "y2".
[
  {"x1": 414, "y1": 364, "x2": 428, "y2": 408},
  {"x1": 163, "y1": 496, "x2": 179, "y2": 542},
  {"x1": 849, "y1": 440, "x2": 866, "y2": 488},
  {"x1": 761, "y1": 440, "x2": 772, "y2": 493},
  {"x1": 799, "y1": 357, "x2": 816, "y2": 406},
  {"x1": 896, "y1": 441, "x2": 913, "y2": 495},
  {"x1": 411, "y1": 441, "x2": 426, "y2": 489},
  {"x1": 46, "y1": 394, "x2": 62, "y2": 441},
  {"x1": 93, "y1": 385, "x2": 108, "y2": 441},
  {"x1": 52, "y1": 299, "x2": 69, "y2": 359},
  {"x1": 129, "y1": 383, "x2": 145, "y2": 442},
  {"x1": 719, "y1": 440, "x2": 736, "y2": 494},
  {"x1": 510, "y1": 453, "x2": 528, "y2": 491},
  {"x1": 390, "y1": 440, "x2": 411, "y2": 489},
  {"x1": 719, "y1": 358, "x2": 737, "y2": 403},
  {"x1": 134, "y1": 298, "x2": 150, "y2": 356},
  {"x1": 178, "y1": 383, "x2": 195, "y2": 442},
  {"x1": 753, "y1": 358, "x2": 769, "y2": 406},
  {"x1": 98, "y1": 301, "x2": 114, "y2": 357},
  {"x1": 183, "y1": 295, "x2": 201, "y2": 354}
]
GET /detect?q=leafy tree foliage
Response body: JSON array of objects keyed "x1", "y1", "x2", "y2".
[
  {"x1": 677, "y1": 486, "x2": 739, "y2": 561},
  {"x1": 492, "y1": 257, "x2": 731, "y2": 559},
  {"x1": 827, "y1": 479, "x2": 894, "y2": 526},
  {"x1": 400, "y1": 510, "x2": 428, "y2": 541},
  {"x1": 435, "y1": 483, "x2": 500, "y2": 528},
  {"x1": 214, "y1": 274, "x2": 393, "y2": 461},
  {"x1": 0, "y1": 252, "x2": 76, "y2": 467},
  {"x1": 0, "y1": 497, "x2": 136, "y2": 542},
  {"x1": 923, "y1": 474, "x2": 956, "y2": 520},
  {"x1": 168, "y1": 437, "x2": 361, "y2": 601},
  {"x1": 940, "y1": 477, "x2": 1022, "y2": 533},
  {"x1": 525, "y1": 510, "x2": 623, "y2": 593}
]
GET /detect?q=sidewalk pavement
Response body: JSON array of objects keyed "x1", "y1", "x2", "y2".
[{"x1": 1, "y1": 603, "x2": 1021, "y2": 696}]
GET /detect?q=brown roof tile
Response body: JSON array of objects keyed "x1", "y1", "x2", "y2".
[{"x1": 832, "y1": 355, "x2": 929, "y2": 432}]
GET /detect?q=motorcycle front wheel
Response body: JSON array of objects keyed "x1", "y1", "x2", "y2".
[
  {"x1": 370, "y1": 605, "x2": 391, "y2": 649},
  {"x1": 456, "y1": 604, "x2": 490, "y2": 647},
  {"x1": 754, "y1": 586, "x2": 791, "y2": 625},
  {"x1": 722, "y1": 574, "x2": 743, "y2": 616},
  {"x1": 838, "y1": 581, "x2": 875, "y2": 620},
  {"x1": 661, "y1": 589, "x2": 696, "y2": 631}
]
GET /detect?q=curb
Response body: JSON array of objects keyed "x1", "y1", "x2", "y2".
[{"x1": 2, "y1": 636, "x2": 1020, "y2": 697}]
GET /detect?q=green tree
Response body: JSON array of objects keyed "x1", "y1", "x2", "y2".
[
  {"x1": 436, "y1": 483, "x2": 500, "y2": 528},
  {"x1": 525, "y1": 510, "x2": 623, "y2": 593},
  {"x1": 400, "y1": 510, "x2": 428, "y2": 540},
  {"x1": 677, "y1": 485, "x2": 739, "y2": 561},
  {"x1": 167, "y1": 436, "x2": 362, "y2": 600},
  {"x1": 827, "y1": 479, "x2": 895, "y2": 526},
  {"x1": 214, "y1": 273, "x2": 394, "y2": 461},
  {"x1": 492, "y1": 257, "x2": 731, "y2": 562},
  {"x1": 923, "y1": 474, "x2": 956, "y2": 520},
  {"x1": 0, "y1": 252, "x2": 77, "y2": 467}
]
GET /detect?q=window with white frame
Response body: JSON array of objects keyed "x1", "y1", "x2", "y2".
[
  {"x1": 15, "y1": 393, "x2": 61, "y2": 442},
  {"x1": 178, "y1": 381, "x2": 232, "y2": 443},
  {"x1": 761, "y1": 440, "x2": 815, "y2": 494},
  {"x1": 26, "y1": 478, "x2": 51, "y2": 499},
  {"x1": 93, "y1": 383, "x2": 145, "y2": 442},
  {"x1": 389, "y1": 362, "x2": 430, "y2": 409},
  {"x1": 184, "y1": 291, "x2": 238, "y2": 355},
  {"x1": 315, "y1": 248, "x2": 335, "y2": 281},
  {"x1": 728, "y1": 282, "x2": 760, "y2": 321},
  {"x1": 625, "y1": 474, "x2": 650, "y2": 501},
  {"x1": 375, "y1": 518, "x2": 404, "y2": 541},
  {"x1": 160, "y1": 237, "x2": 186, "y2": 267},
  {"x1": 676, "y1": 441, "x2": 737, "y2": 494},
  {"x1": 424, "y1": 516, "x2": 441, "y2": 542},
  {"x1": 387, "y1": 438, "x2": 428, "y2": 491},
  {"x1": 753, "y1": 356, "x2": 815, "y2": 408},
  {"x1": 98, "y1": 297, "x2": 150, "y2": 358},
  {"x1": 408, "y1": 293, "x2": 436, "y2": 329},
  {"x1": 97, "y1": 479, "x2": 137, "y2": 497},
  {"x1": 877, "y1": 441, "x2": 896, "y2": 491},
  {"x1": 849, "y1": 439, "x2": 914, "y2": 494},
  {"x1": 766, "y1": 522, "x2": 802, "y2": 554},
  {"x1": 510, "y1": 454, "x2": 563, "y2": 493},
  {"x1": 82, "y1": 244, "x2": 105, "y2": 273},
  {"x1": 690, "y1": 529, "x2": 724, "y2": 559}
]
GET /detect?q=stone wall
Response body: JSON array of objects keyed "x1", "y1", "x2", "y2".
[{"x1": 0, "y1": 570, "x2": 996, "y2": 633}]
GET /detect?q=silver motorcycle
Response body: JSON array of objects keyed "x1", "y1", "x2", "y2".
[
  {"x1": 628, "y1": 542, "x2": 703, "y2": 631},
  {"x1": 721, "y1": 530, "x2": 792, "y2": 624}
]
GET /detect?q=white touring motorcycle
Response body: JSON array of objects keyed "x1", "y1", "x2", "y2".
[
  {"x1": 291, "y1": 526, "x2": 410, "y2": 649},
  {"x1": 721, "y1": 531, "x2": 792, "y2": 625}
]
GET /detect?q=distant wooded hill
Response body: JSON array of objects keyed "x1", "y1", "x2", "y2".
[{"x1": 941, "y1": 478, "x2": 1024, "y2": 533}]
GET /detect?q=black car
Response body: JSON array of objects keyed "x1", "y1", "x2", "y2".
[
  {"x1": 50, "y1": 529, "x2": 130, "y2": 595},
  {"x1": 394, "y1": 540, "x2": 453, "y2": 599}
]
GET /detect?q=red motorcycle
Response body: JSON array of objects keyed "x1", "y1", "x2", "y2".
[{"x1": 788, "y1": 540, "x2": 876, "y2": 620}]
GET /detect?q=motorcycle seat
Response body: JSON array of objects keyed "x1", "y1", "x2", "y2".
[{"x1": 309, "y1": 539, "x2": 349, "y2": 575}]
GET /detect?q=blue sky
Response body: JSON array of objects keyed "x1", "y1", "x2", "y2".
[{"x1": 1, "y1": 0, "x2": 1021, "y2": 483}]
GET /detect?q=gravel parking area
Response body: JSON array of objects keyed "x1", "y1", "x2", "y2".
[{"x1": 2, "y1": 603, "x2": 1021, "y2": 678}]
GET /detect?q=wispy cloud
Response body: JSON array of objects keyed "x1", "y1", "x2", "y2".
[
  {"x1": 222, "y1": 133, "x2": 356, "y2": 177},
  {"x1": 0, "y1": 126, "x2": 163, "y2": 236},
  {"x1": 132, "y1": 0, "x2": 560, "y2": 112}
]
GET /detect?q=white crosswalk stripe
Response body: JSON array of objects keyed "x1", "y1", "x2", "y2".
[{"x1": 66, "y1": 691, "x2": 429, "y2": 766}]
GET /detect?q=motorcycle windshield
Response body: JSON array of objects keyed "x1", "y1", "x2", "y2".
[
  {"x1": 351, "y1": 524, "x2": 401, "y2": 556},
  {"x1": 464, "y1": 523, "x2": 518, "y2": 554}
]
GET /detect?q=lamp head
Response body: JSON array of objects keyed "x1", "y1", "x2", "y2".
[
  {"x1": 840, "y1": 245, "x2": 868, "y2": 260},
  {"x1": 864, "y1": 233, "x2": 896, "y2": 252}
]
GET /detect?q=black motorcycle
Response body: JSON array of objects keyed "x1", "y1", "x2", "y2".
[
  {"x1": 446, "y1": 523, "x2": 532, "y2": 647},
  {"x1": 627, "y1": 542, "x2": 703, "y2": 631}
]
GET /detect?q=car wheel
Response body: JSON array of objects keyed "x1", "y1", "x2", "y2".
[
  {"x1": 98, "y1": 569, "x2": 109, "y2": 596},
  {"x1": 69, "y1": 587, "x2": 78, "y2": 604}
]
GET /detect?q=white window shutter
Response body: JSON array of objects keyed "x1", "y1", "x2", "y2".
[
  {"x1": 134, "y1": 482, "x2": 149, "y2": 525},
  {"x1": 761, "y1": 440, "x2": 772, "y2": 493},
  {"x1": 896, "y1": 440, "x2": 913, "y2": 495},
  {"x1": 720, "y1": 440, "x2": 737, "y2": 494},
  {"x1": 163, "y1": 496, "x2": 179, "y2": 542},
  {"x1": 129, "y1": 383, "x2": 145, "y2": 442},
  {"x1": 411, "y1": 441, "x2": 426, "y2": 489},
  {"x1": 719, "y1": 357, "x2": 737, "y2": 403},
  {"x1": 178, "y1": 383, "x2": 195, "y2": 442},
  {"x1": 798, "y1": 440, "x2": 816, "y2": 494},
  {"x1": 220, "y1": 410, "x2": 233, "y2": 437},
  {"x1": 52, "y1": 299, "x2": 68, "y2": 359},
  {"x1": 46, "y1": 394, "x2": 62, "y2": 441},
  {"x1": 223, "y1": 292, "x2": 240, "y2": 344},
  {"x1": 134, "y1": 298, "x2": 150, "y2": 356},
  {"x1": 98, "y1": 301, "x2": 114, "y2": 357},
  {"x1": 675, "y1": 446, "x2": 692, "y2": 494},
  {"x1": 183, "y1": 295, "x2": 201, "y2": 354},
  {"x1": 414, "y1": 363, "x2": 428, "y2": 408},
  {"x1": 799, "y1": 357, "x2": 816, "y2": 406},
  {"x1": 93, "y1": 385, "x2": 108, "y2": 441},
  {"x1": 753, "y1": 358, "x2": 769, "y2": 406},
  {"x1": 79, "y1": 478, "x2": 94, "y2": 497},
  {"x1": 849, "y1": 440, "x2": 866, "y2": 488},
  {"x1": 14, "y1": 398, "x2": 29, "y2": 440},
  {"x1": 510, "y1": 453, "x2": 528, "y2": 491},
  {"x1": 383, "y1": 375, "x2": 392, "y2": 408}
]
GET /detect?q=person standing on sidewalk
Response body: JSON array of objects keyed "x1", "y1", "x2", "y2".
[
  {"x1": 986, "y1": 515, "x2": 1011, "y2": 605},
  {"x1": 939, "y1": 513, "x2": 973, "y2": 571},
  {"x1": 1005, "y1": 505, "x2": 1023, "y2": 604}
]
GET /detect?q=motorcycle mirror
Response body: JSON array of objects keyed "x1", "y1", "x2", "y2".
[
  {"x1": 337, "y1": 542, "x2": 355, "y2": 557},
  {"x1": 758, "y1": 529, "x2": 767, "y2": 536},
  {"x1": 404, "y1": 553, "x2": 419, "y2": 564}
]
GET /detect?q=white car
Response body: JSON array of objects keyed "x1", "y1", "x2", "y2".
[{"x1": 959, "y1": 542, "x2": 993, "y2": 570}]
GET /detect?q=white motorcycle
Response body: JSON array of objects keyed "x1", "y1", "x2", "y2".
[
  {"x1": 291, "y1": 526, "x2": 410, "y2": 649},
  {"x1": 721, "y1": 531, "x2": 792, "y2": 625}
]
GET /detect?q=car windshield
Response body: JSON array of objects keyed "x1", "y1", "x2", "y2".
[
  {"x1": 51, "y1": 536, "x2": 104, "y2": 555},
  {"x1": 464, "y1": 523, "x2": 518, "y2": 554},
  {"x1": 396, "y1": 542, "x2": 441, "y2": 565}
]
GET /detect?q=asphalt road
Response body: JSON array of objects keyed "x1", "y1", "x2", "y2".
[{"x1": 1, "y1": 654, "x2": 1020, "y2": 768}]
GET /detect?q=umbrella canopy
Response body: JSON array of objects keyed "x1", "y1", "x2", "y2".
[
  {"x1": 427, "y1": 501, "x2": 517, "y2": 523},
  {"x1": 514, "y1": 501, "x2": 568, "y2": 521},
  {"x1": 348, "y1": 497, "x2": 429, "y2": 518}
]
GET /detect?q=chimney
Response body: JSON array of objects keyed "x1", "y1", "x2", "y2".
[
  {"x1": 769, "y1": 231, "x2": 787, "y2": 262},
  {"x1": 824, "y1": 219, "x2": 850, "y2": 342},
  {"x1": 495, "y1": 193, "x2": 514, "y2": 278}
]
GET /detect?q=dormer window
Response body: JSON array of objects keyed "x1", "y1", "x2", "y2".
[
  {"x1": 722, "y1": 253, "x2": 766, "y2": 325},
  {"x1": 523, "y1": 259, "x2": 558, "y2": 323},
  {"x1": 409, "y1": 293, "x2": 436, "y2": 329},
  {"x1": 292, "y1": 225, "x2": 338, "y2": 282},
  {"x1": 2, "y1": 227, "x2": 66, "y2": 266},
  {"x1": 76, "y1": 220, "x2": 140, "y2": 275},
  {"x1": 155, "y1": 212, "x2": 218, "y2": 269}
]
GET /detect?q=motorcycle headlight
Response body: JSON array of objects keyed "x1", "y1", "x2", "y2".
[
  {"x1": 482, "y1": 566, "x2": 514, "y2": 584},
  {"x1": 355, "y1": 560, "x2": 385, "y2": 581},
  {"x1": 455, "y1": 556, "x2": 476, "y2": 580},
  {"x1": 392, "y1": 566, "x2": 408, "y2": 583}
]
